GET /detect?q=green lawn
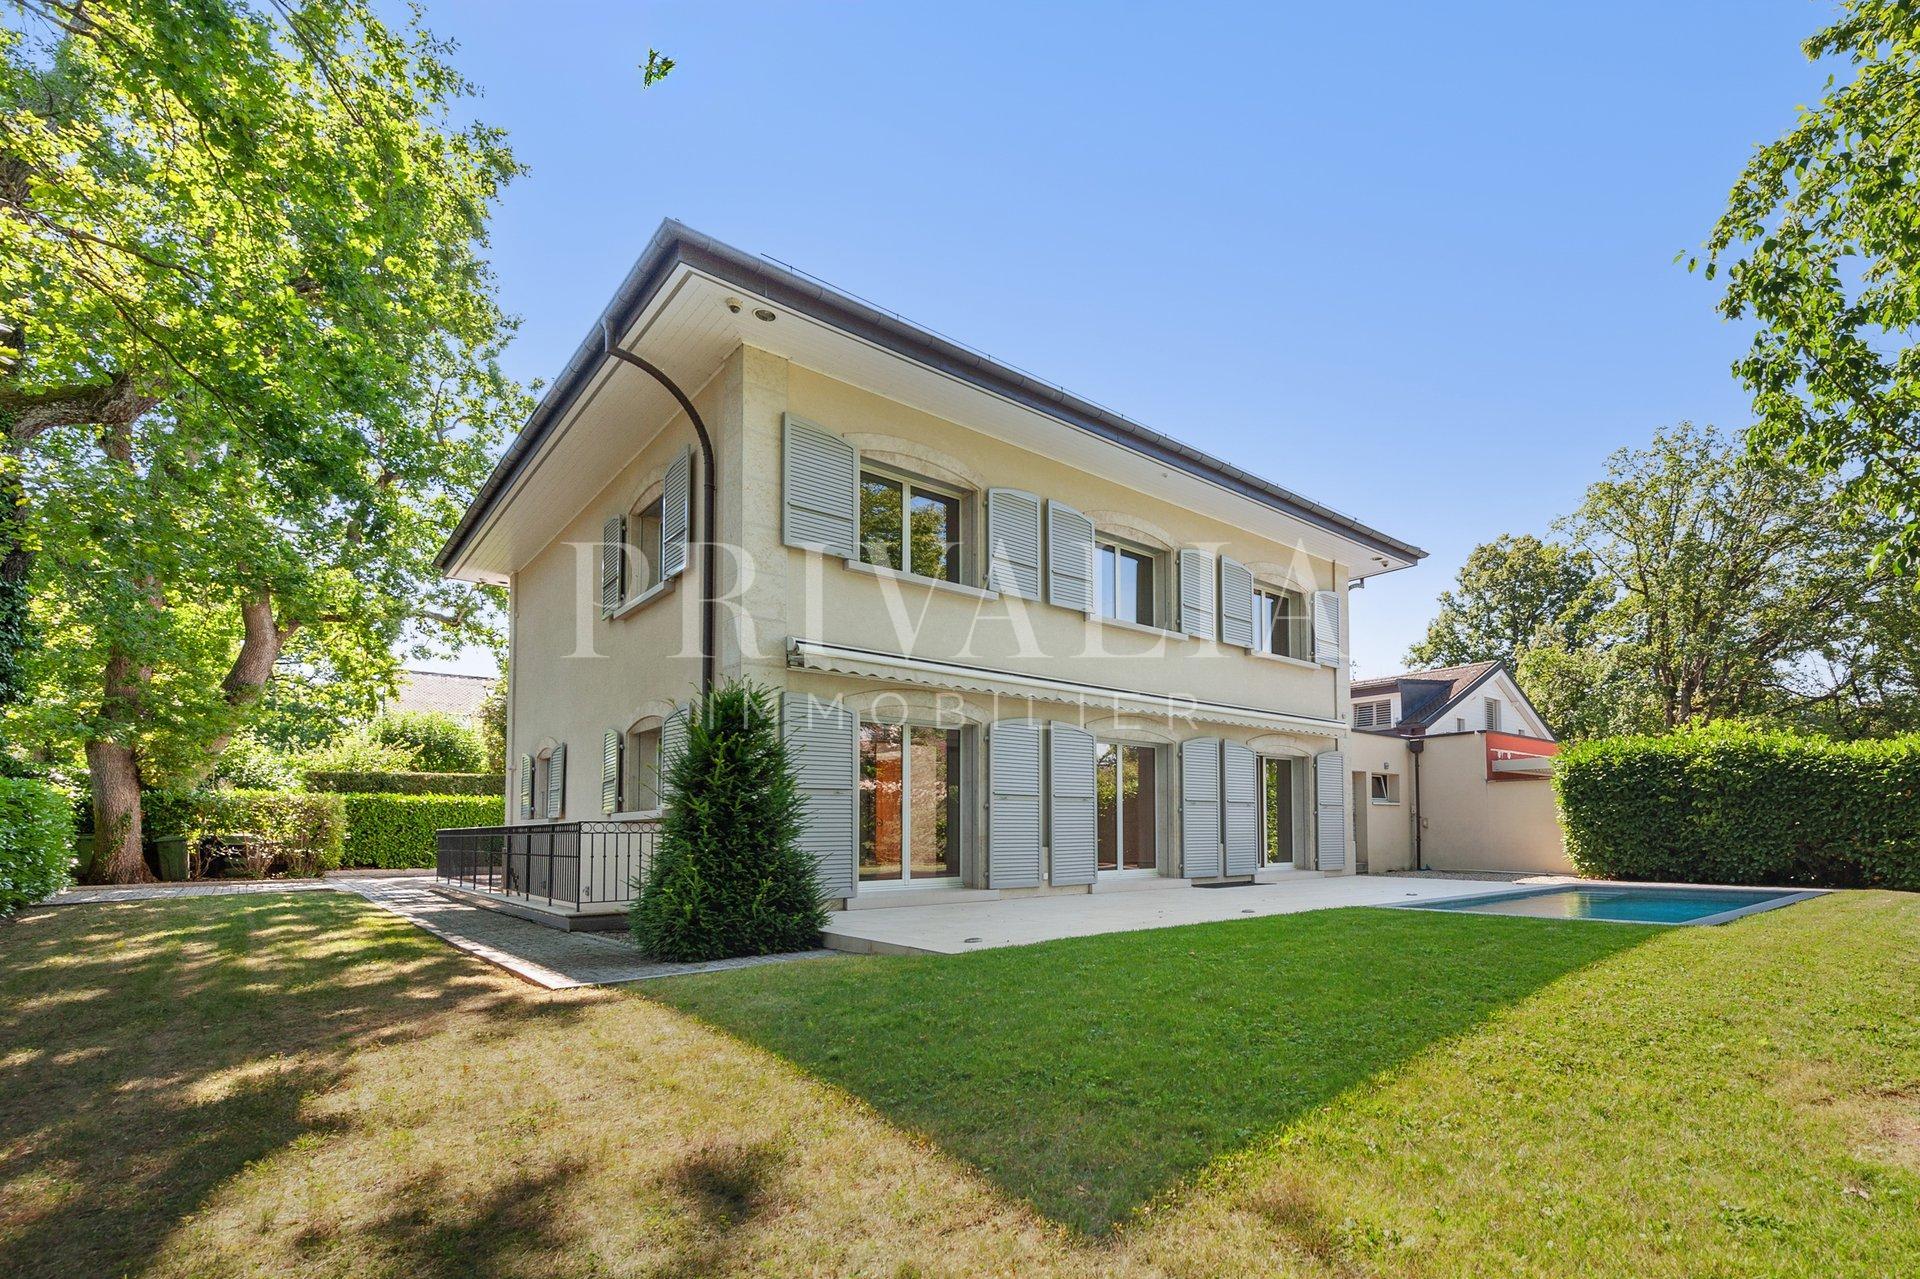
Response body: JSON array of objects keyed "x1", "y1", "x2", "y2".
[{"x1": 0, "y1": 890, "x2": 1915, "y2": 1278}]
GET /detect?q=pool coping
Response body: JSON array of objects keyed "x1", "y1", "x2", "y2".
[{"x1": 1381, "y1": 883, "x2": 1830, "y2": 927}]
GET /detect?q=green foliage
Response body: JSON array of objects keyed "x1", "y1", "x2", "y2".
[
  {"x1": 1702, "y1": 0, "x2": 1920, "y2": 575},
  {"x1": 143, "y1": 789, "x2": 345, "y2": 877},
  {"x1": 1407, "y1": 534, "x2": 1610, "y2": 669},
  {"x1": 340, "y1": 793, "x2": 502, "y2": 868},
  {"x1": 0, "y1": 1, "x2": 527, "y2": 834},
  {"x1": 0, "y1": 776, "x2": 72, "y2": 913},
  {"x1": 209, "y1": 733, "x2": 302, "y2": 791},
  {"x1": 477, "y1": 670, "x2": 507, "y2": 774},
  {"x1": 631, "y1": 681, "x2": 825, "y2": 961},
  {"x1": 1555, "y1": 724, "x2": 1920, "y2": 889},
  {"x1": 293, "y1": 730, "x2": 421, "y2": 777},
  {"x1": 367, "y1": 710, "x2": 486, "y2": 773},
  {"x1": 306, "y1": 770, "x2": 498, "y2": 796}
]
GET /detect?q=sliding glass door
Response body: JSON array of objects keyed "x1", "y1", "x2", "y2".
[
  {"x1": 1262, "y1": 756, "x2": 1296, "y2": 867},
  {"x1": 1095, "y1": 742, "x2": 1158, "y2": 873},
  {"x1": 859, "y1": 723, "x2": 962, "y2": 883}
]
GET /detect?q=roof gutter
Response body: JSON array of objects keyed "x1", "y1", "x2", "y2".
[{"x1": 438, "y1": 221, "x2": 1427, "y2": 577}]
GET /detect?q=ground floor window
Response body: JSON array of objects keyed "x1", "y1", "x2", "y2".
[
  {"x1": 859, "y1": 722, "x2": 962, "y2": 882},
  {"x1": 1262, "y1": 756, "x2": 1297, "y2": 866},
  {"x1": 623, "y1": 726, "x2": 662, "y2": 812},
  {"x1": 1096, "y1": 742, "x2": 1158, "y2": 872},
  {"x1": 1370, "y1": 772, "x2": 1401, "y2": 804}
]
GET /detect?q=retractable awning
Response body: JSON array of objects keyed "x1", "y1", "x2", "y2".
[{"x1": 786, "y1": 638, "x2": 1344, "y2": 738}]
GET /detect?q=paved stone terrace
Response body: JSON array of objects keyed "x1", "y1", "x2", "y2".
[{"x1": 38, "y1": 872, "x2": 837, "y2": 991}]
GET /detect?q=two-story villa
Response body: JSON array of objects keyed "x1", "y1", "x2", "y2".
[{"x1": 434, "y1": 222, "x2": 1426, "y2": 927}]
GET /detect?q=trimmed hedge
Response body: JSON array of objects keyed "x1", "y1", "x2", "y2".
[
  {"x1": 1556, "y1": 726, "x2": 1920, "y2": 889},
  {"x1": 339, "y1": 793, "x2": 504, "y2": 868},
  {"x1": 1, "y1": 777, "x2": 73, "y2": 914},
  {"x1": 306, "y1": 770, "x2": 500, "y2": 796},
  {"x1": 144, "y1": 789, "x2": 346, "y2": 878}
]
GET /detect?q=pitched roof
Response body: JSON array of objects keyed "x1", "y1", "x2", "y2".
[
  {"x1": 387, "y1": 670, "x2": 495, "y2": 723},
  {"x1": 436, "y1": 221, "x2": 1427, "y2": 575},
  {"x1": 1350, "y1": 660, "x2": 1509, "y2": 735}
]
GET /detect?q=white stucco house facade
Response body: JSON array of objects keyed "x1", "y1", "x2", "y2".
[{"x1": 433, "y1": 221, "x2": 1430, "y2": 926}]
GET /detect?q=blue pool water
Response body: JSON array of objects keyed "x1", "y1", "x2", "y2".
[{"x1": 1404, "y1": 886, "x2": 1819, "y2": 926}]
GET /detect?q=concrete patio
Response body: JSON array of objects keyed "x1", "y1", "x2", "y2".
[{"x1": 821, "y1": 872, "x2": 1561, "y2": 955}]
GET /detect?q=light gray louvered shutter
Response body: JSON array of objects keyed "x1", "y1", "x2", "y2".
[
  {"x1": 659, "y1": 706, "x2": 689, "y2": 807},
  {"x1": 602, "y1": 730, "x2": 622, "y2": 814},
  {"x1": 1178, "y1": 549, "x2": 1216, "y2": 639},
  {"x1": 782, "y1": 694, "x2": 857, "y2": 898},
  {"x1": 989, "y1": 718, "x2": 1043, "y2": 887},
  {"x1": 985, "y1": 489, "x2": 1042, "y2": 600},
  {"x1": 1218, "y1": 556, "x2": 1254, "y2": 649},
  {"x1": 1222, "y1": 741, "x2": 1259, "y2": 875},
  {"x1": 1315, "y1": 749, "x2": 1347, "y2": 871},
  {"x1": 517, "y1": 753, "x2": 533, "y2": 820},
  {"x1": 1312, "y1": 590, "x2": 1342, "y2": 667},
  {"x1": 1180, "y1": 737, "x2": 1222, "y2": 878},
  {"x1": 600, "y1": 515, "x2": 626, "y2": 617},
  {"x1": 546, "y1": 743, "x2": 566, "y2": 819},
  {"x1": 1045, "y1": 500, "x2": 1095, "y2": 613},
  {"x1": 661, "y1": 449, "x2": 691, "y2": 579},
  {"x1": 1048, "y1": 723, "x2": 1097, "y2": 885},
  {"x1": 782, "y1": 415, "x2": 858, "y2": 558}
]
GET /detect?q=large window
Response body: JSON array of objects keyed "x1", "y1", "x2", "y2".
[
  {"x1": 859, "y1": 722, "x2": 962, "y2": 882},
  {"x1": 1263, "y1": 756, "x2": 1297, "y2": 866},
  {"x1": 1096, "y1": 536, "x2": 1158, "y2": 626},
  {"x1": 1095, "y1": 742, "x2": 1158, "y2": 872},
  {"x1": 859, "y1": 468, "x2": 965, "y2": 582},
  {"x1": 1253, "y1": 585, "x2": 1308, "y2": 657}
]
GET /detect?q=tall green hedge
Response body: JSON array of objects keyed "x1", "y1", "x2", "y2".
[
  {"x1": 0, "y1": 777, "x2": 73, "y2": 914},
  {"x1": 339, "y1": 793, "x2": 504, "y2": 868},
  {"x1": 143, "y1": 789, "x2": 347, "y2": 877},
  {"x1": 305, "y1": 770, "x2": 500, "y2": 796},
  {"x1": 1555, "y1": 726, "x2": 1920, "y2": 889}
]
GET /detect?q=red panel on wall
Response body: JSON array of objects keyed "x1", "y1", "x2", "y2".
[{"x1": 1485, "y1": 731, "x2": 1558, "y2": 781}]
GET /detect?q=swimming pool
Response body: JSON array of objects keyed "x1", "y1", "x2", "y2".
[{"x1": 1395, "y1": 884, "x2": 1825, "y2": 926}]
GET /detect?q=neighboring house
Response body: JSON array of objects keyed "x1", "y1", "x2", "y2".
[
  {"x1": 387, "y1": 669, "x2": 496, "y2": 725},
  {"x1": 1348, "y1": 661, "x2": 1568, "y2": 875},
  {"x1": 1348, "y1": 660, "x2": 1553, "y2": 741},
  {"x1": 434, "y1": 221, "x2": 1427, "y2": 926}
]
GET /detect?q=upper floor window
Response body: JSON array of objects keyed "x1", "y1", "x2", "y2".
[
  {"x1": 860, "y1": 467, "x2": 965, "y2": 582},
  {"x1": 1354, "y1": 700, "x2": 1392, "y2": 729},
  {"x1": 630, "y1": 495, "x2": 665, "y2": 596},
  {"x1": 1253, "y1": 585, "x2": 1309, "y2": 658},
  {"x1": 1484, "y1": 697, "x2": 1502, "y2": 731},
  {"x1": 1096, "y1": 535, "x2": 1159, "y2": 626}
]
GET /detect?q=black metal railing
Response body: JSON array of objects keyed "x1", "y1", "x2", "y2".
[{"x1": 435, "y1": 819, "x2": 661, "y2": 911}]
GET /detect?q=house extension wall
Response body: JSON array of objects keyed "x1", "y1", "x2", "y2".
[{"x1": 1414, "y1": 732, "x2": 1571, "y2": 874}]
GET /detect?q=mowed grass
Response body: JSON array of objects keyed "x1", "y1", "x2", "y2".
[{"x1": 0, "y1": 892, "x2": 1910, "y2": 1278}]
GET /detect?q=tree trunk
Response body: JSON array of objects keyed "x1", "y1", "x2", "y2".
[
  {"x1": 0, "y1": 427, "x2": 28, "y2": 709},
  {"x1": 85, "y1": 642, "x2": 152, "y2": 884},
  {"x1": 186, "y1": 589, "x2": 291, "y2": 785}
]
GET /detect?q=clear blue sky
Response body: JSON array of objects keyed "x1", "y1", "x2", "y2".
[{"x1": 415, "y1": 0, "x2": 1830, "y2": 679}]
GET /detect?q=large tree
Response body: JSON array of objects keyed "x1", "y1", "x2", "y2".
[
  {"x1": 1, "y1": 1, "x2": 525, "y2": 880},
  {"x1": 1559, "y1": 424, "x2": 1870, "y2": 729},
  {"x1": 1702, "y1": 0, "x2": 1920, "y2": 576},
  {"x1": 1406, "y1": 534, "x2": 1608, "y2": 669}
]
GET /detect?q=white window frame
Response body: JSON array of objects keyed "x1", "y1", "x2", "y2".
[
  {"x1": 1253, "y1": 584, "x2": 1310, "y2": 659},
  {"x1": 532, "y1": 747, "x2": 555, "y2": 820},
  {"x1": 628, "y1": 494, "x2": 666, "y2": 599},
  {"x1": 857, "y1": 463, "x2": 971, "y2": 586},
  {"x1": 1094, "y1": 531, "x2": 1166, "y2": 629},
  {"x1": 1094, "y1": 739, "x2": 1162, "y2": 877},
  {"x1": 858, "y1": 717, "x2": 968, "y2": 888},
  {"x1": 1369, "y1": 773, "x2": 1400, "y2": 805},
  {"x1": 1259, "y1": 754, "x2": 1304, "y2": 868},
  {"x1": 1484, "y1": 697, "x2": 1502, "y2": 732},
  {"x1": 1354, "y1": 699, "x2": 1392, "y2": 730},
  {"x1": 616, "y1": 724, "x2": 664, "y2": 817}
]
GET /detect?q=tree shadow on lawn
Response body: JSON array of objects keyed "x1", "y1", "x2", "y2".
[
  {"x1": 0, "y1": 892, "x2": 586, "y2": 1279},
  {"x1": 645, "y1": 906, "x2": 1656, "y2": 1236}
]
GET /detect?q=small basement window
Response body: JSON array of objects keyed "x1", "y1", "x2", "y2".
[{"x1": 1369, "y1": 773, "x2": 1400, "y2": 804}]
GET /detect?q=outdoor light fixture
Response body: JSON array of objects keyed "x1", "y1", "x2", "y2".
[{"x1": 754, "y1": 307, "x2": 776, "y2": 322}]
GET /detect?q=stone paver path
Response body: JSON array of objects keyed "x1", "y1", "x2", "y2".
[{"x1": 39, "y1": 872, "x2": 836, "y2": 991}]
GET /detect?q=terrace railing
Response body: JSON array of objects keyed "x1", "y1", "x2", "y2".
[{"x1": 435, "y1": 819, "x2": 661, "y2": 912}]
